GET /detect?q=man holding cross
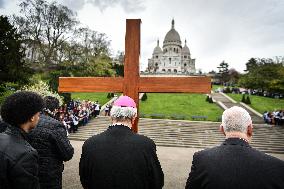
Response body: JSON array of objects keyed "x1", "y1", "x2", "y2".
[{"x1": 79, "y1": 95, "x2": 164, "y2": 189}]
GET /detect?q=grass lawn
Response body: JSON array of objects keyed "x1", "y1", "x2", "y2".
[
  {"x1": 139, "y1": 93, "x2": 223, "y2": 121},
  {"x1": 226, "y1": 93, "x2": 284, "y2": 113},
  {"x1": 71, "y1": 92, "x2": 111, "y2": 105}
]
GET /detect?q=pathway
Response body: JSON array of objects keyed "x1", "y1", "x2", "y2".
[{"x1": 211, "y1": 92, "x2": 264, "y2": 123}]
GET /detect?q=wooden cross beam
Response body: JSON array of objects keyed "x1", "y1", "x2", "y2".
[{"x1": 59, "y1": 19, "x2": 211, "y2": 133}]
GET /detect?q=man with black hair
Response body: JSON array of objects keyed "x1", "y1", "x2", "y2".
[
  {"x1": 0, "y1": 91, "x2": 44, "y2": 189},
  {"x1": 28, "y1": 96, "x2": 74, "y2": 189}
]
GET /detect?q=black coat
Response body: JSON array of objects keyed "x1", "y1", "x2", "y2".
[
  {"x1": 28, "y1": 114, "x2": 74, "y2": 189},
  {"x1": 186, "y1": 138, "x2": 284, "y2": 189},
  {"x1": 0, "y1": 125, "x2": 40, "y2": 189},
  {"x1": 0, "y1": 120, "x2": 7, "y2": 133},
  {"x1": 79, "y1": 124, "x2": 164, "y2": 189}
]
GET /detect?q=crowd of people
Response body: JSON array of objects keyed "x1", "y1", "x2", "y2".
[
  {"x1": 50, "y1": 99, "x2": 104, "y2": 134},
  {"x1": 0, "y1": 92, "x2": 284, "y2": 189},
  {"x1": 263, "y1": 110, "x2": 284, "y2": 125}
]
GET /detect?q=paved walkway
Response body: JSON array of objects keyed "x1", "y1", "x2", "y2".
[
  {"x1": 62, "y1": 140, "x2": 284, "y2": 189},
  {"x1": 211, "y1": 92, "x2": 264, "y2": 123}
]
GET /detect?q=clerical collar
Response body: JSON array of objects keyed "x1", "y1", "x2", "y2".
[
  {"x1": 226, "y1": 137, "x2": 249, "y2": 144},
  {"x1": 226, "y1": 134, "x2": 249, "y2": 143},
  {"x1": 109, "y1": 123, "x2": 131, "y2": 129},
  {"x1": 237, "y1": 137, "x2": 249, "y2": 143}
]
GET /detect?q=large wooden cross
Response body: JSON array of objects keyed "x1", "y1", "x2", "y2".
[{"x1": 58, "y1": 19, "x2": 211, "y2": 133}]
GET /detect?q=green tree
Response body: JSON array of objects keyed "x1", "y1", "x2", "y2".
[
  {"x1": 239, "y1": 58, "x2": 284, "y2": 93},
  {"x1": 245, "y1": 58, "x2": 258, "y2": 72},
  {"x1": 0, "y1": 15, "x2": 32, "y2": 85},
  {"x1": 74, "y1": 27, "x2": 111, "y2": 61},
  {"x1": 82, "y1": 55, "x2": 115, "y2": 77},
  {"x1": 228, "y1": 68, "x2": 240, "y2": 86},
  {"x1": 217, "y1": 60, "x2": 229, "y2": 85},
  {"x1": 14, "y1": 0, "x2": 78, "y2": 66}
]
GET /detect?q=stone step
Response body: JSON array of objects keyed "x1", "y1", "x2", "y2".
[
  {"x1": 77, "y1": 125, "x2": 283, "y2": 134},
  {"x1": 69, "y1": 135, "x2": 284, "y2": 148},
  {"x1": 86, "y1": 119, "x2": 271, "y2": 129},
  {"x1": 68, "y1": 136, "x2": 284, "y2": 154},
  {"x1": 69, "y1": 117, "x2": 284, "y2": 154},
  {"x1": 71, "y1": 129, "x2": 283, "y2": 137}
]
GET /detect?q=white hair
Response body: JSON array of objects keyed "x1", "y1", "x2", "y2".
[
  {"x1": 222, "y1": 106, "x2": 252, "y2": 133},
  {"x1": 110, "y1": 106, "x2": 137, "y2": 121}
]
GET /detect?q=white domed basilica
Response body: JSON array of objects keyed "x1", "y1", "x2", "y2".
[{"x1": 147, "y1": 19, "x2": 196, "y2": 75}]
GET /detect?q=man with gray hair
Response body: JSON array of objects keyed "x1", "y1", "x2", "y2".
[
  {"x1": 79, "y1": 95, "x2": 164, "y2": 189},
  {"x1": 185, "y1": 106, "x2": 284, "y2": 189}
]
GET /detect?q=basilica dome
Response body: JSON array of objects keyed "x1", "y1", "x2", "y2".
[
  {"x1": 153, "y1": 40, "x2": 162, "y2": 54},
  {"x1": 163, "y1": 19, "x2": 181, "y2": 47},
  {"x1": 182, "y1": 40, "x2": 190, "y2": 54}
]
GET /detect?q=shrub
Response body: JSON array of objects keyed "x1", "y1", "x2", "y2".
[
  {"x1": 208, "y1": 97, "x2": 214, "y2": 103},
  {"x1": 107, "y1": 93, "x2": 111, "y2": 98},
  {"x1": 241, "y1": 94, "x2": 246, "y2": 103},
  {"x1": 21, "y1": 80, "x2": 63, "y2": 105},
  {"x1": 223, "y1": 87, "x2": 231, "y2": 93},
  {"x1": 246, "y1": 96, "x2": 251, "y2": 104},
  {"x1": 0, "y1": 82, "x2": 19, "y2": 105},
  {"x1": 150, "y1": 114, "x2": 165, "y2": 119},
  {"x1": 0, "y1": 90, "x2": 14, "y2": 105},
  {"x1": 206, "y1": 95, "x2": 210, "y2": 102},
  {"x1": 141, "y1": 93, "x2": 148, "y2": 101}
]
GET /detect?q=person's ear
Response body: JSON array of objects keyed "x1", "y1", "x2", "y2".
[
  {"x1": 247, "y1": 124, "x2": 253, "y2": 138},
  {"x1": 220, "y1": 125, "x2": 226, "y2": 136},
  {"x1": 30, "y1": 114, "x2": 37, "y2": 122}
]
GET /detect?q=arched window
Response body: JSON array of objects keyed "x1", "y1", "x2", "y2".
[
  {"x1": 184, "y1": 63, "x2": 187, "y2": 67},
  {"x1": 155, "y1": 63, "x2": 158, "y2": 67},
  {"x1": 168, "y1": 69, "x2": 171, "y2": 72},
  {"x1": 169, "y1": 58, "x2": 171, "y2": 64},
  {"x1": 162, "y1": 69, "x2": 166, "y2": 72},
  {"x1": 174, "y1": 69, "x2": 177, "y2": 73},
  {"x1": 156, "y1": 55, "x2": 158, "y2": 58}
]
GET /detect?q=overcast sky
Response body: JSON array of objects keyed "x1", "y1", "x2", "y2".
[{"x1": 1, "y1": 0, "x2": 284, "y2": 72}]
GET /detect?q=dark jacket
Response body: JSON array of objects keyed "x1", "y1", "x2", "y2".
[
  {"x1": 0, "y1": 125, "x2": 40, "y2": 189},
  {"x1": 79, "y1": 124, "x2": 164, "y2": 189},
  {"x1": 0, "y1": 120, "x2": 7, "y2": 133},
  {"x1": 186, "y1": 138, "x2": 284, "y2": 189},
  {"x1": 28, "y1": 114, "x2": 74, "y2": 189}
]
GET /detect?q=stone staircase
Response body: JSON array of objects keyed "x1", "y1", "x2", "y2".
[
  {"x1": 211, "y1": 93, "x2": 264, "y2": 124},
  {"x1": 69, "y1": 117, "x2": 284, "y2": 154}
]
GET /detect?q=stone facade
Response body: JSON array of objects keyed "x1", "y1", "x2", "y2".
[{"x1": 147, "y1": 19, "x2": 196, "y2": 75}]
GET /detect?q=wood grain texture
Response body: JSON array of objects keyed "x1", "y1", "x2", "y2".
[
  {"x1": 124, "y1": 19, "x2": 141, "y2": 133},
  {"x1": 58, "y1": 77, "x2": 124, "y2": 92},
  {"x1": 58, "y1": 19, "x2": 212, "y2": 134},
  {"x1": 139, "y1": 76, "x2": 211, "y2": 93}
]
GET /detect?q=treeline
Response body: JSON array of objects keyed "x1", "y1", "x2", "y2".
[
  {"x1": 214, "y1": 57, "x2": 284, "y2": 94},
  {"x1": 0, "y1": 0, "x2": 123, "y2": 104},
  {"x1": 239, "y1": 58, "x2": 284, "y2": 93}
]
